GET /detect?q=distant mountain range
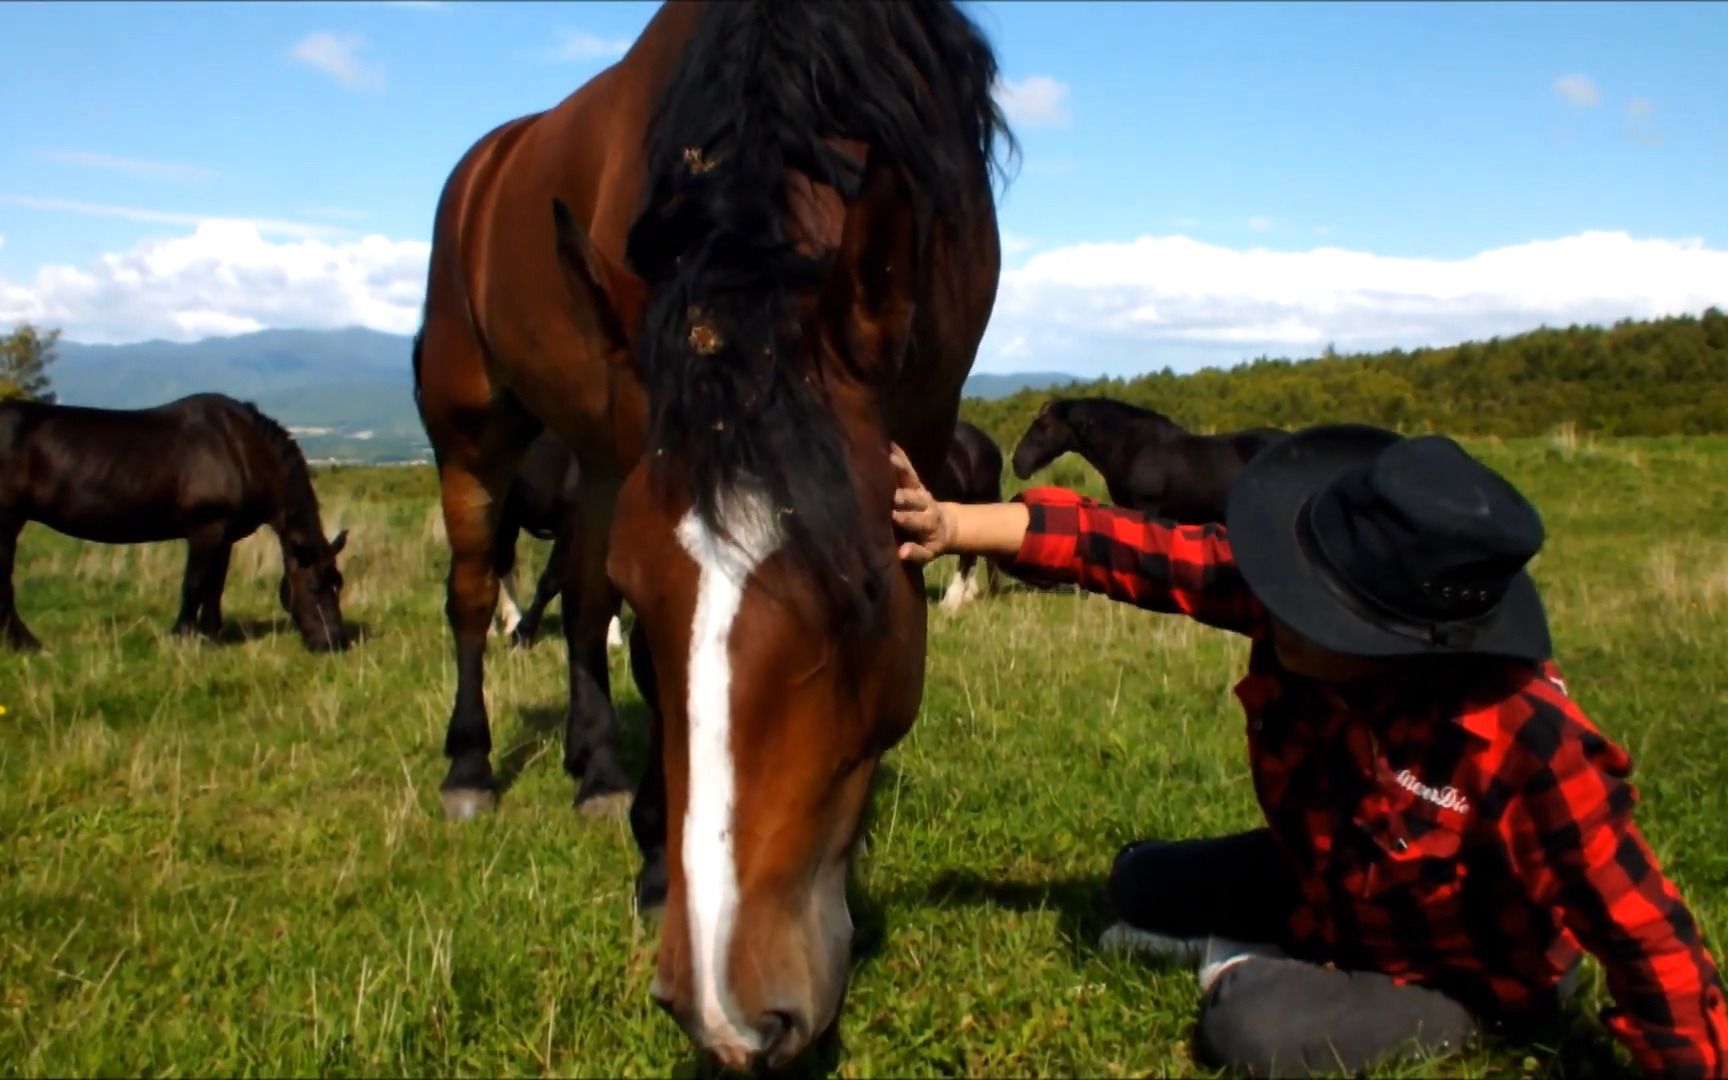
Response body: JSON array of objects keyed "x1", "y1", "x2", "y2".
[{"x1": 51, "y1": 327, "x2": 1076, "y2": 463}]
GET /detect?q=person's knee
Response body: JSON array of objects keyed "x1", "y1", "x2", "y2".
[
  {"x1": 1106, "y1": 839, "x2": 1172, "y2": 926},
  {"x1": 1195, "y1": 961, "x2": 1306, "y2": 1076}
]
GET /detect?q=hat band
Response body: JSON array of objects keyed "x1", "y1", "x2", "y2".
[{"x1": 1294, "y1": 495, "x2": 1491, "y2": 651}]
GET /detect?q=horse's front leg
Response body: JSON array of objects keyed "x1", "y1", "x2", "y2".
[
  {"x1": 556, "y1": 483, "x2": 632, "y2": 814},
  {"x1": 940, "y1": 553, "x2": 979, "y2": 611},
  {"x1": 509, "y1": 538, "x2": 564, "y2": 650},
  {"x1": 0, "y1": 517, "x2": 39, "y2": 652},
  {"x1": 198, "y1": 540, "x2": 233, "y2": 638},
  {"x1": 627, "y1": 617, "x2": 668, "y2": 918},
  {"x1": 490, "y1": 499, "x2": 523, "y2": 640},
  {"x1": 173, "y1": 525, "x2": 225, "y2": 640}
]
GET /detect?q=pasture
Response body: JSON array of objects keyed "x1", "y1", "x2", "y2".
[{"x1": 4, "y1": 433, "x2": 1726, "y2": 1077}]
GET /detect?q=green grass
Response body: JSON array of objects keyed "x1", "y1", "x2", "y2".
[{"x1": 4, "y1": 433, "x2": 1727, "y2": 1077}]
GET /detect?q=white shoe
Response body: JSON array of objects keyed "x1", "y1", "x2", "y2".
[
  {"x1": 1100, "y1": 922, "x2": 1285, "y2": 991},
  {"x1": 1197, "y1": 937, "x2": 1288, "y2": 994},
  {"x1": 1099, "y1": 922, "x2": 1210, "y2": 966}
]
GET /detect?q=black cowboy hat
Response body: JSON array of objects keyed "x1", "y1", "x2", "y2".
[{"x1": 1225, "y1": 423, "x2": 1551, "y2": 662}]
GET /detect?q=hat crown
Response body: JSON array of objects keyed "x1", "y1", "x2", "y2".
[{"x1": 1308, "y1": 436, "x2": 1544, "y2": 625}]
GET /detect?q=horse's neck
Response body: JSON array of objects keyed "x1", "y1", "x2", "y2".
[
  {"x1": 262, "y1": 446, "x2": 325, "y2": 545},
  {"x1": 1070, "y1": 411, "x2": 1167, "y2": 484}
]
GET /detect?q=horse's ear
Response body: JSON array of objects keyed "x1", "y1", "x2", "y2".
[
  {"x1": 329, "y1": 529, "x2": 348, "y2": 556},
  {"x1": 551, "y1": 198, "x2": 645, "y2": 351}
]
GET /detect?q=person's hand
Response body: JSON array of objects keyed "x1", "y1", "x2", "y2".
[{"x1": 889, "y1": 443, "x2": 955, "y2": 565}]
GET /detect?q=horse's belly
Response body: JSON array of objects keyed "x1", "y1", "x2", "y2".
[{"x1": 31, "y1": 511, "x2": 186, "y2": 546}]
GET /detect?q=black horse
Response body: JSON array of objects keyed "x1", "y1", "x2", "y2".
[
  {"x1": 489, "y1": 430, "x2": 623, "y2": 651},
  {"x1": 0, "y1": 393, "x2": 350, "y2": 652},
  {"x1": 928, "y1": 419, "x2": 1004, "y2": 609},
  {"x1": 1011, "y1": 397, "x2": 1286, "y2": 523}
]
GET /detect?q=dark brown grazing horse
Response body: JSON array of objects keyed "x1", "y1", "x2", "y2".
[
  {"x1": 486, "y1": 429, "x2": 623, "y2": 652},
  {"x1": 0, "y1": 393, "x2": 349, "y2": 652},
  {"x1": 412, "y1": 1, "x2": 1011, "y2": 1068},
  {"x1": 928, "y1": 418, "x2": 1003, "y2": 609},
  {"x1": 1012, "y1": 396, "x2": 1286, "y2": 523}
]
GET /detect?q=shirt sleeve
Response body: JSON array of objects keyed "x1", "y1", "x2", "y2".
[
  {"x1": 1004, "y1": 486, "x2": 1264, "y2": 636},
  {"x1": 1498, "y1": 694, "x2": 1728, "y2": 1077}
]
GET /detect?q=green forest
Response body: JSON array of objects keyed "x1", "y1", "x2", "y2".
[{"x1": 960, "y1": 307, "x2": 1728, "y2": 453}]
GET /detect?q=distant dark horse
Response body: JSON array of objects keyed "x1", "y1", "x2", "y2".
[
  {"x1": 488, "y1": 430, "x2": 623, "y2": 651},
  {"x1": 1012, "y1": 397, "x2": 1286, "y2": 523},
  {"x1": 0, "y1": 393, "x2": 350, "y2": 652},
  {"x1": 928, "y1": 419, "x2": 1003, "y2": 609}
]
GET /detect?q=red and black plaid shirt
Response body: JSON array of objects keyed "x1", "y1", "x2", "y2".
[{"x1": 1008, "y1": 486, "x2": 1728, "y2": 1077}]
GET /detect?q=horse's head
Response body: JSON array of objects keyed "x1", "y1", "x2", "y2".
[
  {"x1": 1011, "y1": 398, "x2": 1077, "y2": 479},
  {"x1": 279, "y1": 527, "x2": 349, "y2": 652},
  {"x1": 612, "y1": 466, "x2": 924, "y2": 1071}
]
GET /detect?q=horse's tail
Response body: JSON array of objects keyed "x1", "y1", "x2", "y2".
[{"x1": 624, "y1": 0, "x2": 1015, "y2": 629}]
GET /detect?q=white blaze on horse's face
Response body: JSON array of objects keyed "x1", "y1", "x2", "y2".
[{"x1": 674, "y1": 488, "x2": 784, "y2": 1064}]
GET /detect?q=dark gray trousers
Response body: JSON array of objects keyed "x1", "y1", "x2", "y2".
[{"x1": 1109, "y1": 830, "x2": 1485, "y2": 1077}]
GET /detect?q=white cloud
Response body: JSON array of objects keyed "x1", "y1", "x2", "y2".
[
  {"x1": 33, "y1": 148, "x2": 216, "y2": 184},
  {"x1": 0, "y1": 194, "x2": 344, "y2": 240},
  {"x1": 1000, "y1": 231, "x2": 1036, "y2": 257},
  {"x1": 993, "y1": 75, "x2": 1071, "y2": 129},
  {"x1": 0, "y1": 222, "x2": 429, "y2": 344},
  {"x1": 974, "y1": 230, "x2": 1728, "y2": 376},
  {"x1": 1553, "y1": 73, "x2": 1600, "y2": 108},
  {"x1": 550, "y1": 29, "x2": 632, "y2": 62},
  {"x1": 288, "y1": 32, "x2": 386, "y2": 92}
]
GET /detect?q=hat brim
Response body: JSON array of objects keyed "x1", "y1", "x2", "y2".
[{"x1": 1225, "y1": 424, "x2": 1552, "y2": 662}]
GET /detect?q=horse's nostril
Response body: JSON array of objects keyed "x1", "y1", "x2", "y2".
[{"x1": 757, "y1": 1009, "x2": 802, "y2": 1066}]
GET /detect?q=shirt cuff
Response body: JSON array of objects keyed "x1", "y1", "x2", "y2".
[{"x1": 1007, "y1": 487, "x2": 1095, "y2": 579}]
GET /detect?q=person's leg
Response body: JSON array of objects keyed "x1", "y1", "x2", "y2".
[
  {"x1": 1107, "y1": 829, "x2": 1300, "y2": 941},
  {"x1": 1195, "y1": 957, "x2": 1479, "y2": 1077}
]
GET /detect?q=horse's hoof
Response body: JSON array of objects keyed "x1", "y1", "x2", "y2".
[
  {"x1": 507, "y1": 630, "x2": 535, "y2": 650},
  {"x1": 576, "y1": 790, "x2": 631, "y2": 818},
  {"x1": 635, "y1": 857, "x2": 669, "y2": 918},
  {"x1": 441, "y1": 787, "x2": 498, "y2": 821},
  {"x1": 635, "y1": 896, "x2": 667, "y2": 926}
]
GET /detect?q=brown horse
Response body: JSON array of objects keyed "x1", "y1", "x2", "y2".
[
  {"x1": 412, "y1": 0, "x2": 1011, "y2": 1068},
  {"x1": 0, "y1": 393, "x2": 349, "y2": 652}
]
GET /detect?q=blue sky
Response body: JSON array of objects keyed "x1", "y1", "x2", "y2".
[{"x1": 2, "y1": 1, "x2": 1725, "y2": 376}]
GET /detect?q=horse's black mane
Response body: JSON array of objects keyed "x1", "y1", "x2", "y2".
[
  {"x1": 624, "y1": 0, "x2": 1014, "y2": 628},
  {"x1": 236, "y1": 400, "x2": 325, "y2": 545}
]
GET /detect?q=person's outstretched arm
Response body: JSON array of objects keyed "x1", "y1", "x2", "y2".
[{"x1": 888, "y1": 443, "x2": 1263, "y2": 635}]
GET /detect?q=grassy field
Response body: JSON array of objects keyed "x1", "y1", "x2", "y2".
[{"x1": 4, "y1": 433, "x2": 1727, "y2": 1077}]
